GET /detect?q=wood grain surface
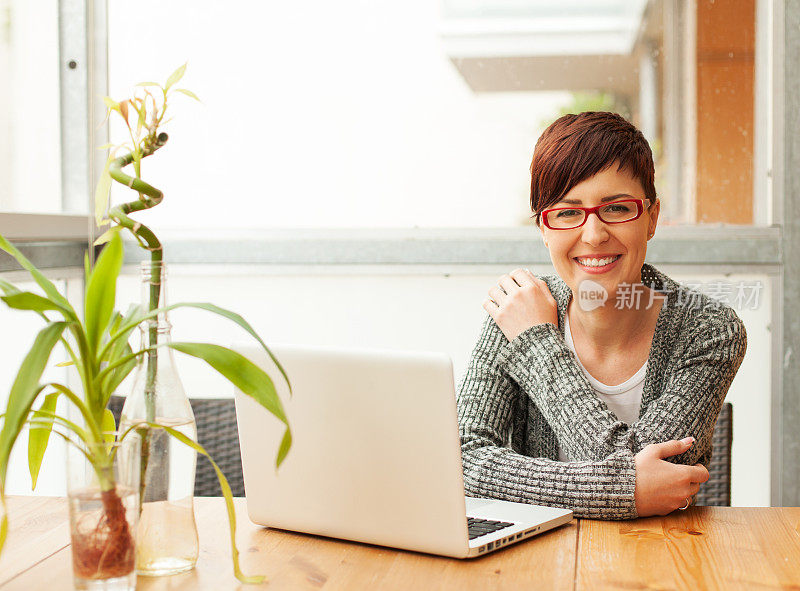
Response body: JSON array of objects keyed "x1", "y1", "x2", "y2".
[
  {"x1": 0, "y1": 497, "x2": 577, "y2": 590},
  {"x1": 576, "y1": 506, "x2": 800, "y2": 590},
  {"x1": 0, "y1": 496, "x2": 69, "y2": 586},
  {"x1": 2, "y1": 498, "x2": 799, "y2": 590}
]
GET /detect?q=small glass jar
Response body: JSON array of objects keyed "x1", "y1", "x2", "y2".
[{"x1": 66, "y1": 434, "x2": 140, "y2": 591}]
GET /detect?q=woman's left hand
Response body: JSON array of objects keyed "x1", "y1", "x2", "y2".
[{"x1": 483, "y1": 268, "x2": 558, "y2": 342}]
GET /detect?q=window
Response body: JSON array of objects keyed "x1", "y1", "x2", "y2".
[
  {"x1": 105, "y1": 0, "x2": 769, "y2": 231},
  {"x1": 0, "y1": 0, "x2": 62, "y2": 214}
]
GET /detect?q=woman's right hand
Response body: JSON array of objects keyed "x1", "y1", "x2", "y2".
[{"x1": 634, "y1": 438, "x2": 710, "y2": 516}]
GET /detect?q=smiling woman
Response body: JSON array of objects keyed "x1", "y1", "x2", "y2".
[{"x1": 457, "y1": 112, "x2": 748, "y2": 519}]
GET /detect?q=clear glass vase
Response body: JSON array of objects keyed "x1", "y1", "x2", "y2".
[
  {"x1": 119, "y1": 261, "x2": 199, "y2": 576},
  {"x1": 66, "y1": 434, "x2": 140, "y2": 591}
]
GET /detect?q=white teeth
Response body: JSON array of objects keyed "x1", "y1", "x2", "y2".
[{"x1": 576, "y1": 255, "x2": 620, "y2": 267}]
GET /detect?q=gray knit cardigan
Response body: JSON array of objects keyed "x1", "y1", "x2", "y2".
[{"x1": 456, "y1": 263, "x2": 747, "y2": 519}]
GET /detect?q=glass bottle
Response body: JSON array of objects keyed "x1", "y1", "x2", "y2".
[{"x1": 119, "y1": 261, "x2": 199, "y2": 576}]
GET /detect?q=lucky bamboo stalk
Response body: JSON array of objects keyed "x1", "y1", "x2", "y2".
[{"x1": 107, "y1": 132, "x2": 168, "y2": 504}]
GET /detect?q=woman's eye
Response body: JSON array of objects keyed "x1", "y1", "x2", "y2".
[
  {"x1": 606, "y1": 203, "x2": 633, "y2": 213},
  {"x1": 555, "y1": 209, "x2": 581, "y2": 218}
]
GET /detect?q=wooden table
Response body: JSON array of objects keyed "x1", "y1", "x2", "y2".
[{"x1": 1, "y1": 497, "x2": 799, "y2": 590}]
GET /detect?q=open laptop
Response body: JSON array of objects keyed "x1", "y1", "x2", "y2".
[{"x1": 232, "y1": 343, "x2": 572, "y2": 559}]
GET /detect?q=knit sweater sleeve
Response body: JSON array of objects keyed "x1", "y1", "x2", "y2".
[
  {"x1": 496, "y1": 305, "x2": 747, "y2": 466},
  {"x1": 457, "y1": 316, "x2": 638, "y2": 520}
]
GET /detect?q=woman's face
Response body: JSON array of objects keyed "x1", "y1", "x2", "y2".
[{"x1": 540, "y1": 163, "x2": 660, "y2": 300}]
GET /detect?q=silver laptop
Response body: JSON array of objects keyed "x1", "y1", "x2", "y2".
[{"x1": 232, "y1": 343, "x2": 572, "y2": 559}]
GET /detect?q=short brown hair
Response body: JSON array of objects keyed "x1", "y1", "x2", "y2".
[{"x1": 530, "y1": 112, "x2": 656, "y2": 223}]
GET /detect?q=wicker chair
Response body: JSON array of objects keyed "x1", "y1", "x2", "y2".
[
  {"x1": 108, "y1": 395, "x2": 245, "y2": 497},
  {"x1": 107, "y1": 396, "x2": 733, "y2": 504},
  {"x1": 695, "y1": 402, "x2": 733, "y2": 506}
]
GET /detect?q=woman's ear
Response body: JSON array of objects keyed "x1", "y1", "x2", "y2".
[
  {"x1": 647, "y1": 198, "x2": 660, "y2": 238},
  {"x1": 535, "y1": 214, "x2": 548, "y2": 247}
]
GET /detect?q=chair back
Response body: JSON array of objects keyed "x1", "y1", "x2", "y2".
[
  {"x1": 695, "y1": 402, "x2": 733, "y2": 506},
  {"x1": 108, "y1": 397, "x2": 734, "y2": 504},
  {"x1": 108, "y1": 395, "x2": 245, "y2": 497}
]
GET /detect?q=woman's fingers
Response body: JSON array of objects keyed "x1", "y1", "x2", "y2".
[
  {"x1": 488, "y1": 285, "x2": 506, "y2": 305},
  {"x1": 690, "y1": 463, "x2": 710, "y2": 484},
  {"x1": 688, "y1": 482, "x2": 701, "y2": 497},
  {"x1": 509, "y1": 268, "x2": 535, "y2": 287},
  {"x1": 484, "y1": 268, "x2": 559, "y2": 340},
  {"x1": 526, "y1": 272, "x2": 558, "y2": 304},
  {"x1": 498, "y1": 274, "x2": 519, "y2": 294},
  {"x1": 647, "y1": 437, "x2": 695, "y2": 460}
]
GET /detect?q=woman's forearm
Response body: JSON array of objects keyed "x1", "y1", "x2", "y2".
[{"x1": 461, "y1": 442, "x2": 638, "y2": 519}]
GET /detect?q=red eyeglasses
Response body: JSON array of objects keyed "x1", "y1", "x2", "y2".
[{"x1": 539, "y1": 199, "x2": 648, "y2": 230}]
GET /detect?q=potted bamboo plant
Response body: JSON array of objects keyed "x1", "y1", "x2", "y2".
[{"x1": 0, "y1": 65, "x2": 291, "y2": 587}]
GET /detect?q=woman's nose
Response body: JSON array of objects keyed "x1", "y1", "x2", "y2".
[{"x1": 580, "y1": 212, "x2": 610, "y2": 245}]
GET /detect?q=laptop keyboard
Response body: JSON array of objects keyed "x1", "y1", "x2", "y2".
[{"x1": 467, "y1": 517, "x2": 514, "y2": 540}]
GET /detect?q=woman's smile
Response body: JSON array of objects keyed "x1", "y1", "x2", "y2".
[{"x1": 573, "y1": 254, "x2": 623, "y2": 274}]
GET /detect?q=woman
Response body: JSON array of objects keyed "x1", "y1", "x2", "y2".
[{"x1": 457, "y1": 111, "x2": 747, "y2": 519}]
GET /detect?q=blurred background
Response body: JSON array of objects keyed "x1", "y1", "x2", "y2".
[{"x1": 0, "y1": 0, "x2": 794, "y2": 509}]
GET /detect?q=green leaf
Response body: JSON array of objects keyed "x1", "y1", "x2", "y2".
[
  {"x1": 103, "y1": 357, "x2": 136, "y2": 403},
  {"x1": 101, "y1": 302, "x2": 292, "y2": 395},
  {"x1": 97, "y1": 343, "x2": 141, "y2": 397},
  {"x1": 103, "y1": 346, "x2": 138, "y2": 404},
  {"x1": 27, "y1": 392, "x2": 59, "y2": 489},
  {"x1": 169, "y1": 342, "x2": 288, "y2": 426},
  {"x1": 136, "y1": 101, "x2": 146, "y2": 134},
  {"x1": 100, "y1": 306, "x2": 141, "y2": 406},
  {"x1": 142, "y1": 422, "x2": 266, "y2": 584},
  {"x1": 99, "y1": 304, "x2": 139, "y2": 362},
  {"x1": 168, "y1": 343, "x2": 291, "y2": 468},
  {"x1": 0, "y1": 234, "x2": 76, "y2": 319},
  {"x1": 27, "y1": 410, "x2": 88, "y2": 444},
  {"x1": 277, "y1": 428, "x2": 292, "y2": 468},
  {"x1": 102, "y1": 96, "x2": 121, "y2": 113},
  {"x1": 55, "y1": 360, "x2": 74, "y2": 367},
  {"x1": 101, "y1": 409, "x2": 116, "y2": 443},
  {"x1": 174, "y1": 88, "x2": 201, "y2": 102},
  {"x1": 1, "y1": 291, "x2": 67, "y2": 315},
  {"x1": 93, "y1": 226, "x2": 122, "y2": 247},
  {"x1": 0, "y1": 322, "x2": 67, "y2": 487},
  {"x1": 168, "y1": 303, "x2": 292, "y2": 394},
  {"x1": 165, "y1": 63, "x2": 187, "y2": 91},
  {"x1": 94, "y1": 154, "x2": 114, "y2": 226},
  {"x1": 46, "y1": 384, "x2": 94, "y2": 443},
  {"x1": 0, "y1": 499, "x2": 7, "y2": 555},
  {"x1": 84, "y1": 232, "x2": 123, "y2": 355},
  {"x1": 0, "y1": 278, "x2": 22, "y2": 298}
]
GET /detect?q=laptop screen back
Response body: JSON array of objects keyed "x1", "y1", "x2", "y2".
[{"x1": 233, "y1": 344, "x2": 471, "y2": 557}]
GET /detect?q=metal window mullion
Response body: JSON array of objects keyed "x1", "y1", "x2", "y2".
[
  {"x1": 87, "y1": 0, "x2": 108, "y2": 249},
  {"x1": 58, "y1": 0, "x2": 106, "y2": 246},
  {"x1": 661, "y1": 0, "x2": 682, "y2": 223},
  {"x1": 753, "y1": 0, "x2": 771, "y2": 226},
  {"x1": 58, "y1": 0, "x2": 89, "y2": 215},
  {"x1": 681, "y1": 0, "x2": 698, "y2": 224}
]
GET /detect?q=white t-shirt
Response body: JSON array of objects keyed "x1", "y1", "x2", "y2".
[{"x1": 557, "y1": 313, "x2": 646, "y2": 462}]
